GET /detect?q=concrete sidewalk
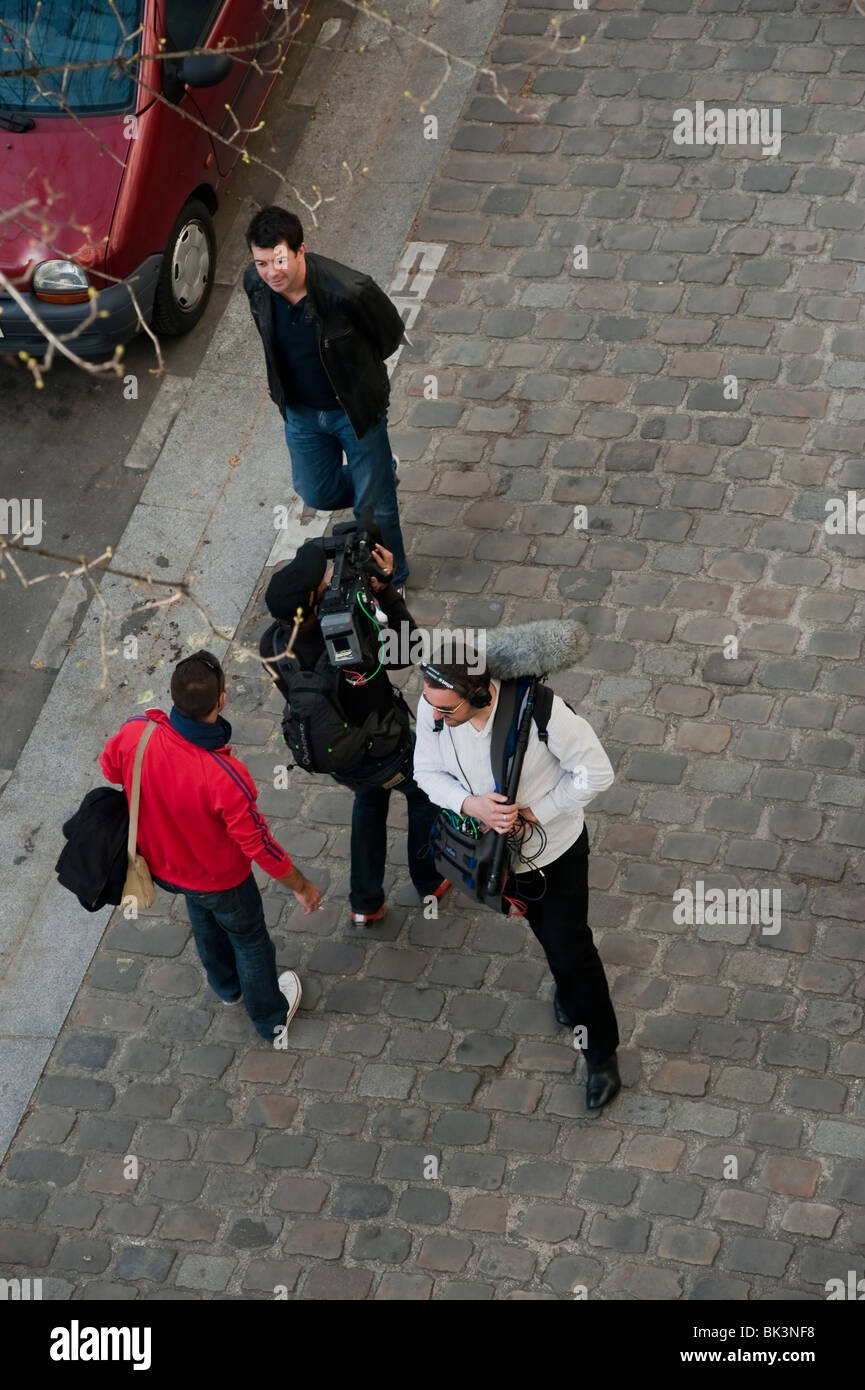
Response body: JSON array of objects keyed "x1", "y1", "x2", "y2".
[{"x1": 1, "y1": 0, "x2": 864, "y2": 1302}]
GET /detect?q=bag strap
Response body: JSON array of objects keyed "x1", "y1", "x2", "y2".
[
  {"x1": 391, "y1": 686, "x2": 414, "y2": 725},
  {"x1": 127, "y1": 720, "x2": 156, "y2": 863},
  {"x1": 532, "y1": 682, "x2": 554, "y2": 745}
]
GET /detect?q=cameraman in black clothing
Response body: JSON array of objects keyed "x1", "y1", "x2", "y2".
[{"x1": 260, "y1": 533, "x2": 449, "y2": 926}]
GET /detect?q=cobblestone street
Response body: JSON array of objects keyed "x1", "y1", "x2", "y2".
[{"x1": 1, "y1": 0, "x2": 865, "y2": 1301}]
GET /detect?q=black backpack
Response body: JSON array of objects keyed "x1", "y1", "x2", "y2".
[{"x1": 269, "y1": 631, "x2": 410, "y2": 778}]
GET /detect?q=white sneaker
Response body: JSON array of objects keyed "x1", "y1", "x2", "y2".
[{"x1": 277, "y1": 970, "x2": 302, "y2": 1029}]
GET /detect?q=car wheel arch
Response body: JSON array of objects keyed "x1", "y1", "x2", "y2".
[{"x1": 186, "y1": 183, "x2": 218, "y2": 218}]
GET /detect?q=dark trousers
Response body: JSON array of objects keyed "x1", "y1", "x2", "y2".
[
  {"x1": 507, "y1": 827, "x2": 619, "y2": 1068},
  {"x1": 283, "y1": 405, "x2": 408, "y2": 586},
  {"x1": 152, "y1": 872, "x2": 288, "y2": 1041},
  {"x1": 334, "y1": 764, "x2": 443, "y2": 914}
]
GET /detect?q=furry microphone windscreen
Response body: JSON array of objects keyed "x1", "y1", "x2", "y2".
[{"x1": 484, "y1": 620, "x2": 589, "y2": 681}]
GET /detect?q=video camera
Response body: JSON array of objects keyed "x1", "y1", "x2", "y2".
[{"x1": 318, "y1": 512, "x2": 391, "y2": 669}]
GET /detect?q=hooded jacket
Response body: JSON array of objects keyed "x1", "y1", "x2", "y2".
[
  {"x1": 243, "y1": 251, "x2": 405, "y2": 439},
  {"x1": 99, "y1": 710, "x2": 293, "y2": 893}
]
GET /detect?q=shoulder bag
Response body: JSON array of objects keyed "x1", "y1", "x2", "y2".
[{"x1": 122, "y1": 720, "x2": 157, "y2": 911}]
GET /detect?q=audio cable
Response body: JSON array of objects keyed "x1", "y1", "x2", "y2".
[{"x1": 344, "y1": 590, "x2": 385, "y2": 685}]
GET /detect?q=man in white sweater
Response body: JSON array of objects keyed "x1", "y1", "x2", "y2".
[{"x1": 414, "y1": 657, "x2": 621, "y2": 1110}]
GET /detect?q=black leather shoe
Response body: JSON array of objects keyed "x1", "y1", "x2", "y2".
[
  {"x1": 553, "y1": 989, "x2": 571, "y2": 1027},
  {"x1": 586, "y1": 1054, "x2": 621, "y2": 1111}
]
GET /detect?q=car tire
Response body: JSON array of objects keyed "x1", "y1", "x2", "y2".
[{"x1": 152, "y1": 198, "x2": 216, "y2": 336}]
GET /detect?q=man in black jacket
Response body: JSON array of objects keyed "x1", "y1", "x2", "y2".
[
  {"x1": 245, "y1": 206, "x2": 410, "y2": 590},
  {"x1": 259, "y1": 534, "x2": 449, "y2": 925}
]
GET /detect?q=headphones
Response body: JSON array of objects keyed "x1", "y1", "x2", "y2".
[{"x1": 421, "y1": 663, "x2": 492, "y2": 731}]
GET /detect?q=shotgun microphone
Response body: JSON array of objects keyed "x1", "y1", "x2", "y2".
[{"x1": 485, "y1": 620, "x2": 589, "y2": 681}]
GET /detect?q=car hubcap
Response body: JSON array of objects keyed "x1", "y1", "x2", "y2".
[{"x1": 171, "y1": 221, "x2": 210, "y2": 311}]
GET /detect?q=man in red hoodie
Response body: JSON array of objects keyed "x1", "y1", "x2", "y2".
[{"x1": 100, "y1": 650, "x2": 321, "y2": 1042}]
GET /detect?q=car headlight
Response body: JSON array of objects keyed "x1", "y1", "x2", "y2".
[{"x1": 32, "y1": 259, "x2": 91, "y2": 304}]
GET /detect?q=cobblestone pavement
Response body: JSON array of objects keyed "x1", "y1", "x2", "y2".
[{"x1": 2, "y1": 0, "x2": 865, "y2": 1301}]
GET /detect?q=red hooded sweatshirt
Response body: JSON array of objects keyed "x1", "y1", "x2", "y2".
[{"x1": 100, "y1": 709, "x2": 293, "y2": 892}]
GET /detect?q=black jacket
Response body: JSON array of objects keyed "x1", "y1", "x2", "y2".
[
  {"x1": 244, "y1": 252, "x2": 406, "y2": 440},
  {"x1": 55, "y1": 787, "x2": 128, "y2": 912}
]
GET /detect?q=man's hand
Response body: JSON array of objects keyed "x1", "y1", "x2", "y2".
[
  {"x1": 276, "y1": 865, "x2": 323, "y2": 914},
  {"x1": 462, "y1": 792, "x2": 520, "y2": 835},
  {"x1": 514, "y1": 807, "x2": 539, "y2": 837},
  {"x1": 293, "y1": 878, "x2": 322, "y2": 914},
  {"x1": 368, "y1": 542, "x2": 394, "y2": 592}
]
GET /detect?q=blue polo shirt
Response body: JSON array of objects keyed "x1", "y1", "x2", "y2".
[{"x1": 271, "y1": 291, "x2": 341, "y2": 411}]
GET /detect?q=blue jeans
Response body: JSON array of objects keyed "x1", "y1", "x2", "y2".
[
  {"x1": 283, "y1": 404, "x2": 409, "y2": 585},
  {"x1": 152, "y1": 872, "x2": 288, "y2": 1041},
  {"x1": 334, "y1": 749, "x2": 443, "y2": 913}
]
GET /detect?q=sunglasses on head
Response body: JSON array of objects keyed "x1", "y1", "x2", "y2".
[{"x1": 177, "y1": 653, "x2": 222, "y2": 678}]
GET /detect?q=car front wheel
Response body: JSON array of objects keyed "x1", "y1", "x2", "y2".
[{"x1": 152, "y1": 198, "x2": 216, "y2": 336}]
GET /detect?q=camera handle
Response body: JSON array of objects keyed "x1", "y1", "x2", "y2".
[{"x1": 366, "y1": 559, "x2": 393, "y2": 585}]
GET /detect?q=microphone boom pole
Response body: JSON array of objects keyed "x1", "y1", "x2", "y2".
[{"x1": 486, "y1": 678, "x2": 538, "y2": 898}]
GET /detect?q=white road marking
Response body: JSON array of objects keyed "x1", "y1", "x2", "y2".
[
  {"x1": 267, "y1": 500, "x2": 331, "y2": 569},
  {"x1": 387, "y1": 240, "x2": 446, "y2": 373},
  {"x1": 123, "y1": 374, "x2": 191, "y2": 470},
  {"x1": 389, "y1": 241, "x2": 447, "y2": 297}
]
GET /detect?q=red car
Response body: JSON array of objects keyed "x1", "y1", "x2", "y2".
[{"x1": 0, "y1": 0, "x2": 294, "y2": 356}]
